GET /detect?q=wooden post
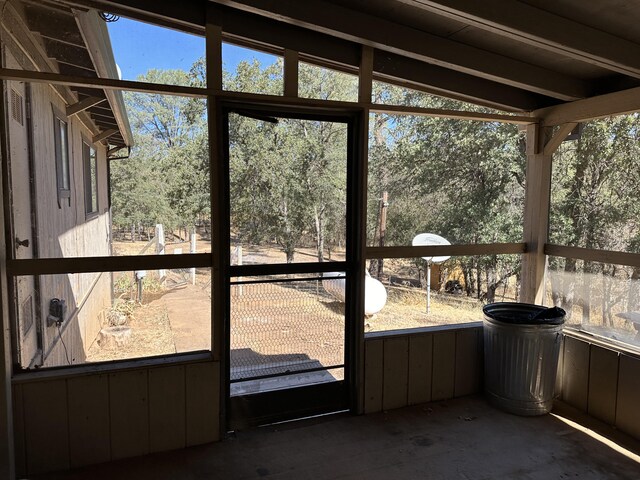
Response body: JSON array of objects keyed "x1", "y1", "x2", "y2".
[
  {"x1": 190, "y1": 231, "x2": 197, "y2": 285},
  {"x1": 521, "y1": 122, "x2": 579, "y2": 304},
  {"x1": 0, "y1": 95, "x2": 16, "y2": 480},
  {"x1": 358, "y1": 45, "x2": 373, "y2": 103},
  {"x1": 156, "y1": 224, "x2": 166, "y2": 279},
  {"x1": 236, "y1": 245, "x2": 243, "y2": 296},
  {"x1": 377, "y1": 191, "x2": 388, "y2": 278},
  {"x1": 283, "y1": 49, "x2": 299, "y2": 97},
  {"x1": 426, "y1": 262, "x2": 432, "y2": 314},
  {"x1": 521, "y1": 123, "x2": 552, "y2": 304}
]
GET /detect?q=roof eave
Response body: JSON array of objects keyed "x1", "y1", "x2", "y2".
[{"x1": 73, "y1": 8, "x2": 134, "y2": 147}]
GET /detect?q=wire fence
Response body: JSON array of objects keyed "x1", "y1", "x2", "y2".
[{"x1": 230, "y1": 276, "x2": 345, "y2": 382}]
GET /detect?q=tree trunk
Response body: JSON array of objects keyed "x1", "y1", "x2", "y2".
[
  {"x1": 627, "y1": 267, "x2": 640, "y2": 312},
  {"x1": 377, "y1": 191, "x2": 388, "y2": 278},
  {"x1": 286, "y1": 248, "x2": 295, "y2": 263},
  {"x1": 314, "y1": 207, "x2": 325, "y2": 262},
  {"x1": 485, "y1": 264, "x2": 497, "y2": 304},
  {"x1": 463, "y1": 267, "x2": 473, "y2": 296}
]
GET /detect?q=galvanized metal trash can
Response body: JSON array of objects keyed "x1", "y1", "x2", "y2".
[{"x1": 483, "y1": 302, "x2": 565, "y2": 416}]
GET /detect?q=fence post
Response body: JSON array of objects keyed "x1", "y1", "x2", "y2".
[
  {"x1": 237, "y1": 245, "x2": 243, "y2": 296},
  {"x1": 156, "y1": 224, "x2": 166, "y2": 278},
  {"x1": 191, "y1": 230, "x2": 197, "y2": 285}
]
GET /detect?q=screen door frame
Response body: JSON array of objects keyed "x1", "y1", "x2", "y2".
[{"x1": 217, "y1": 99, "x2": 366, "y2": 430}]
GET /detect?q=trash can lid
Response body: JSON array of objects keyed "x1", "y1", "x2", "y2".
[{"x1": 483, "y1": 302, "x2": 566, "y2": 325}]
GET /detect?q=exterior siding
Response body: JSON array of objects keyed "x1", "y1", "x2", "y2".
[{"x1": 7, "y1": 58, "x2": 112, "y2": 368}]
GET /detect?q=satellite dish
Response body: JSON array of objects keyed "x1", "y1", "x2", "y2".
[{"x1": 412, "y1": 233, "x2": 451, "y2": 264}]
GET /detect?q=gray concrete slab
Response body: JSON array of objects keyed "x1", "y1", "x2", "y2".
[{"x1": 32, "y1": 396, "x2": 640, "y2": 480}]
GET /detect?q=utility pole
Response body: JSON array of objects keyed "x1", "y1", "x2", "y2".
[{"x1": 377, "y1": 191, "x2": 388, "y2": 278}]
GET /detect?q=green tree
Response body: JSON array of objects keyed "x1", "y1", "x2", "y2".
[
  {"x1": 549, "y1": 113, "x2": 640, "y2": 322},
  {"x1": 112, "y1": 69, "x2": 209, "y2": 238}
]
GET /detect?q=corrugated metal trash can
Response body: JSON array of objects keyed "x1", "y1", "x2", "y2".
[{"x1": 483, "y1": 302, "x2": 565, "y2": 416}]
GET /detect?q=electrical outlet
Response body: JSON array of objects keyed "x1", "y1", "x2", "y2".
[{"x1": 47, "y1": 298, "x2": 66, "y2": 327}]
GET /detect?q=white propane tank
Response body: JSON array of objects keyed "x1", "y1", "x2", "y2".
[
  {"x1": 322, "y1": 272, "x2": 346, "y2": 303},
  {"x1": 322, "y1": 271, "x2": 387, "y2": 316},
  {"x1": 364, "y1": 273, "x2": 387, "y2": 316}
]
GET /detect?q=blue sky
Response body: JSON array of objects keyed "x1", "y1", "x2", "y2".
[{"x1": 107, "y1": 17, "x2": 278, "y2": 81}]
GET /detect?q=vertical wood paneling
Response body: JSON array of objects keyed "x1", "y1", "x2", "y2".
[
  {"x1": 22, "y1": 379, "x2": 69, "y2": 474},
  {"x1": 67, "y1": 374, "x2": 110, "y2": 468},
  {"x1": 615, "y1": 354, "x2": 640, "y2": 439},
  {"x1": 408, "y1": 335, "x2": 432, "y2": 405},
  {"x1": 382, "y1": 337, "x2": 409, "y2": 410},
  {"x1": 109, "y1": 370, "x2": 149, "y2": 460},
  {"x1": 363, "y1": 339, "x2": 383, "y2": 414},
  {"x1": 587, "y1": 345, "x2": 618, "y2": 425},
  {"x1": 562, "y1": 336, "x2": 590, "y2": 412},
  {"x1": 11, "y1": 383, "x2": 26, "y2": 477},
  {"x1": 432, "y1": 332, "x2": 456, "y2": 401},
  {"x1": 186, "y1": 362, "x2": 219, "y2": 446},
  {"x1": 149, "y1": 366, "x2": 186, "y2": 453},
  {"x1": 454, "y1": 329, "x2": 482, "y2": 397}
]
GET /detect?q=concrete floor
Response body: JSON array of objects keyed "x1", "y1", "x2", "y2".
[{"x1": 33, "y1": 396, "x2": 640, "y2": 480}]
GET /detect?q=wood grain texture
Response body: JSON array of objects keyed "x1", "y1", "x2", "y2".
[
  {"x1": 432, "y1": 331, "x2": 456, "y2": 401},
  {"x1": 454, "y1": 328, "x2": 482, "y2": 397},
  {"x1": 22, "y1": 379, "x2": 70, "y2": 474},
  {"x1": 11, "y1": 383, "x2": 26, "y2": 477},
  {"x1": 382, "y1": 336, "x2": 409, "y2": 410},
  {"x1": 67, "y1": 374, "x2": 111, "y2": 468},
  {"x1": 407, "y1": 334, "x2": 433, "y2": 405},
  {"x1": 587, "y1": 345, "x2": 619, "y2": 425},
  {"x1": 363, "y1": 339, "x2": 383, "y2": 413},
  {"x1": 615, "y1": 354, "x2": 640, "y2": 439},
  {"x1": 562, "y1": 336, "x2": 590, "y2": 412},
  {"x1": 149, "y1": 366, "x2": 186, "y2": 453},
  {"x1": 186, "y1": 362, "x2": 220, "y2": 446},
  {"x1": 109, "y1": 370, "x2": 149, "y2": 460}
]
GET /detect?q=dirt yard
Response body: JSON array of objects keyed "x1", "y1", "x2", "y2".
[{"x1": 87, "y1": 237, "x2": 484, "y2": 365}]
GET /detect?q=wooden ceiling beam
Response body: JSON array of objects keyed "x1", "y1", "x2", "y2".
[
  {"x1": 373, "y1": 51, "x2": 557, "y2": 112},
  {"x1": 66, "y1": 95, "x2": 106, "y2": 116},
  {"x1": 399, "y1": 0, "x2": 640, "y2": 79},
  {"x1": 534, "y1": 86, "x2": 640, "y2": 126},
  {"x1": 210, "y1": 0, "x2": 590, "y2": 100},
  {"x1": 92, "y1": 128, "x2": 118, "y2": 144},
  {"x1": 64, "y1": 0, "x2": 555, "y2": 110}
]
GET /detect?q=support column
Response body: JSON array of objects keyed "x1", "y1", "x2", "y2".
[
  {"x1": 283, "y1": 49, "x2": 299, "y2": 98},
  {"x1": 521, "y1": 123, "x2": 552, "y2": 304},
  {"x1": 354, "y1": 45, "x2": 372, "y2": 414},
  {"x1": 206, "y1": 3, "x2": 225, "y2": 442},
  {"x1": 0, "y1": 94, "x2": 16, "y2": 479},
  {"x1": 358, "y1": 46, "x2": 373, "y2": 104}
]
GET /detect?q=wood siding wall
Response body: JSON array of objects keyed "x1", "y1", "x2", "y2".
[
  {"x1": 363, "y1": 325, "x2": 483, "y2": 413},
  {"x1": 11, "y1": 360, "x2": 220, "y2": 477},
  {"x1": 557, "y1": 334, "x2": 640, "y2": 441},
  {"x1": 6, "y1": 61, "x2": 112, "y2": 368}
]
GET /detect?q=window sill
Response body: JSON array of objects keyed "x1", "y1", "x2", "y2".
[
  {"x1": 12, "y1": 350, "x2": 215, "y2": 383},
  {"x1": 364, "y1": 321, "x2": 483, "y2": 340}
]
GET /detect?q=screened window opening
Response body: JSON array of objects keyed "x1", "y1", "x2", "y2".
[{"x1": 363, "y1": 255, "x2": 521, "y2": 333}]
